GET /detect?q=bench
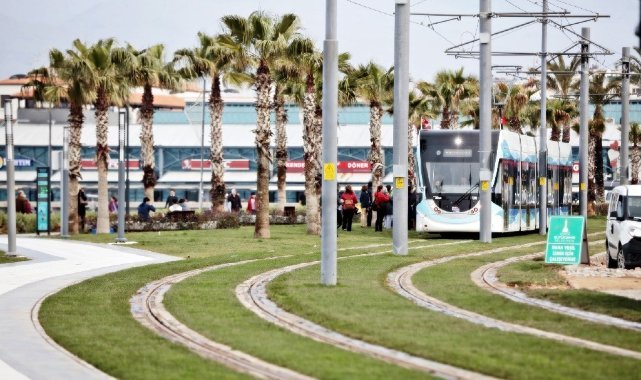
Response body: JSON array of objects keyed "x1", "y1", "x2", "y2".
[{"x1": 166, "y1": 210, "x2": 196, "y2": 222}]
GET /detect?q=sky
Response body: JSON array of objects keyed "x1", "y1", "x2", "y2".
[{"x1": 0, "y1": 0, "x2": 638, "y2": 83}]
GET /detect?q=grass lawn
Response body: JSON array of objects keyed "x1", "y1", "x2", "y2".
[
  {"x1": 0, "y1": 249, "x2": 28, "y2": 264},
  {"x1": 41, "y1": 218, "x2": 641, "y2": 379},
  {"x1": 498, "y1": 257, "x2": 641, "y2": 323}
]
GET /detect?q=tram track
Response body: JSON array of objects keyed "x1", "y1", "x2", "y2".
[
  {"x1": 387, "y1": 237, "x2": 641, "y2": 361},
  {"x1": 470, "y1": 248, "x2": 641, "y2": 332}
]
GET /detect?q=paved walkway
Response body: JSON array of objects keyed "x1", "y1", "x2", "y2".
[{"x1": 0, "y1": 236, "x2": 179, "y2": 380}]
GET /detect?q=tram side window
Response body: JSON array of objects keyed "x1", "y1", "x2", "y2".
[
  {"x1": 502, "y1": 160, "x2": 518, "y2": 208},
  {"x1": 520, "y1": 161, "x2": 529, "y2": 206},
  {"x1": 559, "y1": 166, "x2": 571, "y2": 207}
]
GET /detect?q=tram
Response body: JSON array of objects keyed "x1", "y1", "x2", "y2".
[{"x1": 415, "y1": 129, "x2": 573, "y2": 233}]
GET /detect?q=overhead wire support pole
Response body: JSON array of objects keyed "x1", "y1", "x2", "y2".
[
  {"x1": 425, "y1": 16, "x2": 460, "y2": 28},
  {"x1": 579, "y1": 27, "x2": 590, "y2": 218},
  {"x1": 479, "y1": 0, "x2": 492, "y2": 243},
  {"x1": 539, "y1": 0, "x2": 548, "y2": 234},
  {"x1": 321, "y1": 0, "x2": 338, "y2": 285},
  {"x1": 621, "y1": 47, "x2": 631, "y2": 186},
  {"x1": 4, "y1": 101, "x2": 17, "y2": 256},
  {"x1": 393, "y1": 0, "x2": 409, "y2": 256}
]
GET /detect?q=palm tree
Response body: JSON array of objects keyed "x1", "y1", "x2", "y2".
[
  {"x1": 123, "y1": 44, "x2": 181, "y2": 201},
  {"x1": 219, "y1": 12, "x2": 301, "y2": 238},
  {"x1": 424, "y1": 68, "x2": 478, "y2": 129},
  {"x1": 175, "y1": 32, "x2": 248, "y2": 212},
  {"x1": 493, "y1": 82, "x2": 533, "y2": 134},
  {"x1": 24, "y1": 52, "x2": 94, "y2": 234},
  {"x1": 352, "y1": 62, "x2": 394, "y2": 187},
  {"x1": 547, "y1": 55, "x2": 580, "y2": 99},
  {"x1": 630, "y1": 122, "x2": 641, "y2": 184},
  {"x1": 588, "y1": 71, "x2": 621, "y2": 201},
  {"x1": 70, "y1": 39, "x2": 131, "y2": 234}
]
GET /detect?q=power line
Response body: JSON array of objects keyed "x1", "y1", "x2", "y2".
[
  {"x1": 549, "y1": 0, "x2": 598, "y2": 15},
  {"x1": 344, "y1": 0, "x2": 392, "y2": 16}
]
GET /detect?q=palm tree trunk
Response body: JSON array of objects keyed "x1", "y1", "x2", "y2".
[
  {"x1": 95, "y1": 89, "x2": 110, "y2": 234},
  {"x1": 303, "y1": 78, "x2": 321, "y2": 235},
  {"x1": 550, "y1": 124, "x2": 561, "y2": 142},
  {"x1": 587, "y1": 130, "x2": 597, "y2": 205},
  {"x1": 368, "y1": 103, "x2": 384, "y2": 187},
  {"x1": 254, "y1": 65, "x2": 272, "y2": 238},
  {"x1": 561, "y1": 122, "x2": 571, "y2": 143},
  {"x1": 140, "y1": 84, "x2": 156, "y2": 201},
  {"x1": 67, "y1": 102, "x2": 84, "y2": 234},
  {"x1": 209, "y1": 75, "x2": 226, "y2": 213},
  {"x1": 274, "y1": 88, "x2": 288, "y2": 214},
  {"x1": 632, "y1": 145, "x2": 640, "y2": 184},
  {"x1": 441, "y1": 106, "x2": 451, "y2": 129}
]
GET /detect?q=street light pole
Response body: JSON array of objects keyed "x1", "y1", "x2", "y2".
[
  {"x1": 479, "y1": 0, "x2": 493, "y2": 243},
  {"x1": 61, "y1": 125, "x2": 69, "y2": 238},
  {"x1": 621, "y1": 47, "x2": 631, "y2": 186},
  {"x1": 321, "y1": 0, "x2": 338, "y2": 285},
  {"x1": 125, "y1": 106, "x2": 131, "y2": 215},
  {"x1": 579, "y1": 28, "x2": 590, "y2": 218},
  {"x1": 392, "y1": 0, "x2": 409, "y2": 255},
  {"x1": 199, "y1": 77, "x2": 206, "y2": 211},
  {"x1": 116, "y1": 109, "x2": 127, "y2": 243},
  {"x1": 539, "y1": 0, "x2": 548, "y2": 234},
  {"x1": 4, "y1": 101, "x2": 17, "y2": 255}
]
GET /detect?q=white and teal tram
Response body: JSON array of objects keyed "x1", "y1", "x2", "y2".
[{"x1": 415, "y1": 129, "x2": 573, "y2": 233}]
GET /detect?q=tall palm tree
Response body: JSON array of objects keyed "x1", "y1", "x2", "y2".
[
  {"x1": 175, "y1": 32, "x2": 248, "y2": 212},
  {"x1": 630, "y1": 122, "x2": 641, "y2": 184},
  {"x1": 424, "y1": 68, "x2": 478, "y2": 129},
  {"x1": 352, "y1": 62, "x2": 394, "y2": 187},
  {"x1": 493, "y1": 82, "x2": 533, "y2": 134},
  {"x1": 123, "y1": 44, "x2": 181, "y2": 201},
  {"x1": 70, "y1": 39, "x2": 131, "y2": 234},
  {"x1": 219, "y1": 11, "x2": 301, "y2": 238},
  {"x1": 547, "y1": 55, "x2": 580, "y2": 99},
  {"x1": 588, "y1": 71, "x2": 621, "y2": 201},
  {"x1": 25, "y1": 52, "x2": 94, "y2": 234}
]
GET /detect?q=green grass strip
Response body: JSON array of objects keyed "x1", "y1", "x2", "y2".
[
  {"x1": 165, "y1": 255, "x2": 431, "y2": 380},
  {"x1": 499, "y1": 259, "x2": 641, "y2": 323},
  {"x1": 0, "y1": 250, "x2": 28, "y2": 264}
]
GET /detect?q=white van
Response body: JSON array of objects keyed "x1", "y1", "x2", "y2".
[{"x1": 605, "y1": 185, "x2": 641, "y2": 269}]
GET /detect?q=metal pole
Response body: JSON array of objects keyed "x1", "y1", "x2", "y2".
[
  {"x1": 479, "y1": 0, "x2": 492, "y2": 243},
  {"x1": 48, "y1": 105, "x2": 52, "y2": 168},
  {"x1": 4, "y1": 101, "x2": 16, "y2": 255},
  {"x1": 61, "y1": 125, "x2": 69, "y2": 238},
  {"x1": 539, "y1": 0, "x2": 548, "y2": 234},
  {"x1": 579, "y1": 27, "x2": 590, "y2": 217},
  {"x1": 199, "y1": 77, "x2": 206, "y2": 211},
  {"x1": 321, "y1": 0, "x2": 338, "y2": 285},
  {"x1": 621, "y1": 47, "x2": 631, "y2": 185},
  {"x1": 116, "y1": 110, "x2": 127, "y2": 243},
  {"x1": 125, "y1": 106, "x2": 130, "y2": 215},
  {"x1": 393, "y1": 0, "x2": 409, "y2": 255}
]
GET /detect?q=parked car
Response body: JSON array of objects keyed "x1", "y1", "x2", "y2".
[{"x1": 605, "y1": 185, "x2": 641, "y2": 269}]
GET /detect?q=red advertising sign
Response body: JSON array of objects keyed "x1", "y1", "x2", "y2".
[
  {"x1": 80, "y1": 159, "x2": 140, "y2": 170},
  {"x1": 285, "y1": 160, "x2": 371, "y2": 173},
  {"x1": 182, "y1": 159, "x2": 250, "y2": 171},
  {"x1": 572, "y1": 162, "x2": 579, "y2": 174}
]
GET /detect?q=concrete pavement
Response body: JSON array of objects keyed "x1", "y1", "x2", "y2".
[{"x1": 0, "y1": 236, "x2": 180, "y2": 380}]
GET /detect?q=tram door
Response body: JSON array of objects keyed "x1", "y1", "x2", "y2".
[
  {"x1": 547, "y1": 164, "x2": 559, "y2": 215},
  {"x1": 520, "y1": 161, "x2": 534, "y2": 230},
  {"x1": 502, "y1": 160, "x2": 518, "y2": 231}
]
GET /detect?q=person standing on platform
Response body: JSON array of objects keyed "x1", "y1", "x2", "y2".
[{"x1": 340, "y1": 185, "x2": 358, "y2": 231}]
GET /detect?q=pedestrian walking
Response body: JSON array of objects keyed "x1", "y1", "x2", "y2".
[
  {"x1": 374, "y1": 185, "x2": 390, "y2": 232},
  {"x1": 227, "y1": 188, "x2": 242, "y2": 212},
  {"x1": 78, "y1": 187, "x2": 88, "y2": 232},
  {"x1": 108, "y1": 196, "x2": 118, "y2": 214}
]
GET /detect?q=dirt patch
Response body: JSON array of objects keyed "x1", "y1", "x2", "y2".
[{"x1": 560, "y1": 254, "x2": 641, "y2": 300}]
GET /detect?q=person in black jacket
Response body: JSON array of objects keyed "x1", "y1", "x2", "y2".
[
  {"x1": 359, "y1": 184, "x2": 372, "y2": 227},
  {"x1": 165, "y1": 189, "x2": 178, "y2": 209},
  {"x1": 228, "y1": 188, "x2": 242, "y2": 212}
]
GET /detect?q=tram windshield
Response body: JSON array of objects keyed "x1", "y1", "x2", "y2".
[{"x1": 426, "y1": 162, "x2": 480, "y2": 195}]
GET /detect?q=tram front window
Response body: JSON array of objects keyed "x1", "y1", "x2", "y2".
[{"x1": 426, "y1": 162, "x2": 480, "y2": 212}]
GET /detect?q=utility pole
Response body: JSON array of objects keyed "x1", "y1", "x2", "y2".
[
  {"x1": 61, "y1": 125, "x2": 69, "y2": 238},
  {"x1": 321, "y1": 0, "x2": 338, "y2": 285},
  {"x1": 393, "y1": 0, "x2": 409, "y2": 255},
  {"x1": 479, "y1": 0, "x2": 492, "y2": 243},
  {"x1": 199, "y1": 77, "x2": 206, "y2": 211},
  {"x1": 579, "y1": 27, "x2": 590, "y2": 217},
  {"x1": 116, "y1": 109, "x2": 127, "y2": 243},
  {"x1": 539, "y1": 0, "x2": 548, "y2": 234},
  {"x1": 4, "y1": 101, "x2": 17, "y2": 255},
  {"x1": 621, "y1": 47, "x2": 631, "y2": 186}
]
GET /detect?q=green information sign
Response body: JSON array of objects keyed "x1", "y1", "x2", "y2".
[
  {"x1": 545, "y1": 216, "x2": 589, "y2": 265},
  {"x1": 36, "y1": 167, "x2": 50, "y2": 235}
]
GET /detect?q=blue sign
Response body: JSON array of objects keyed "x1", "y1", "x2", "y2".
[{"x1": 36, "y1": 167, "x2": 50, "y2": 234}]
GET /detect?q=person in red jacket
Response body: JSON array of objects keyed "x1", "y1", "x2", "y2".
[
  {"x1": 246, "y1": 192, "x2": 257, "y2": 215},
  {"x1": 340, "y1": 185, "x2": 358, "y2": 231},
  {"x1": 374, "y1": 185, "x2": 390, "y2": 232}
]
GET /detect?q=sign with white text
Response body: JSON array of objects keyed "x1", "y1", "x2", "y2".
[{"x1": 545, "y1": 216, "x2": 589, "y2": 265}]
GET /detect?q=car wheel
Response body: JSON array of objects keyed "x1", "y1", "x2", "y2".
[
  {"x1": 606, "y1": 241, "x2": 618, "y2": 269},
  {"x1": 617, "y1": 247, "x2": 627, "y2": 270}
]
